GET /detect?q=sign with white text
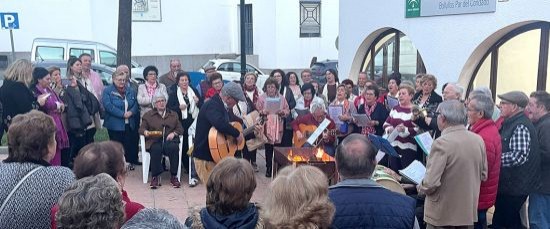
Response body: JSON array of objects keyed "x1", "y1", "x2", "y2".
[
  {"x1": 405, "y1": 0, "x2": 496, "y2": 18},
  {"x1": 0, "y1": 12, "x2": 19, "y2": 29}
]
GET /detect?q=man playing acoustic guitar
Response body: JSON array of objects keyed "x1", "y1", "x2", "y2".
[
  {"x1": 291, "y1": 100, "x2": 337, "y2": 156},
  {"x1": 192, "y1": 82, "x2": 246, "y2": 183}
]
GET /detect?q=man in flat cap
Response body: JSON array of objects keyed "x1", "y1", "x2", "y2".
[
  {"x1": 192, "y1": 82, "x2": 245, "y2": 183},
  {"x1": 492, "y1": 91, "x2": 540, "y2": 229}
]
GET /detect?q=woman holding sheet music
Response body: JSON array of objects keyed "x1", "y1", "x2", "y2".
[
  {"x1": 256, "y1": 77, "x2": 290, "y2": 177},
  {"x1": 330, "y1": 85, "x2": 356, "y2": 143},
  {"x1": 382, "y1": 84, "x2": 421, "y2": 172},
  {"x1": 293, "y1": 83, "x2": 324, "y2": 118},
  {"x1": 356, "y1": 85, "x2": 389, "y2": 136},
  {"x1": 270, "y1": 69, "x2": 296, "y2": 148}
]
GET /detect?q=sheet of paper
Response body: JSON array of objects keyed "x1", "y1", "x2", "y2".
[
  {"x1": 306, "y1": 118, "x2": 331, "y2": 145},
  {"x1": 414, "y1": 132, "x2": 434, "y2": 156},
  {"x1": 398, "y1": 160, "x2": 426, "y2": 185},
  {"x1": 328, "y1": 105, "x2": 344, "y2": 124},
  {"x1": 352, "y1": 113, "x2": 371, "y2": 127},
  {"x1": 265, "y1": 97, "x2": 281, "y2": 114},
  {"x1": 375, "y1": 150, "x2": 385, "y2": 162},
  {"x1": 387, "y1": 96, "x2": 399, "y2": 109},
  {"x1": 384, "y1": 128, "x2": 399, "y2": 143}
]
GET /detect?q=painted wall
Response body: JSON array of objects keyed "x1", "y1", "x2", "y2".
[{"x1": 339, "y1": 0, "x2": 550, "y2": 91}]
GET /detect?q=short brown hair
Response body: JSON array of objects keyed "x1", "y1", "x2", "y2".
[
  {"x1": 5, "y1": 110, "x2": 56, "y2": 163},
  {"x1": 263, "y1": 166, "x2": 335, "y2": 228},
  {"x1": 262, "y1": 77, "x2": 280, "y2": 92},
  {"x1": 530, "y1": 91, "x2": 550, "y2": 112},
  {"x1": 73, "y1": 141, "x2": 126, "y2": 180},
  {"x1": 206, "y1": 157, "x2": 256, "y2": 216},
  {"x1": 399, "y1": 84, "x2": 415, "y2": 96},
  {"x1": 47, "y1": 66, "x2": 61, "y2": 75}
]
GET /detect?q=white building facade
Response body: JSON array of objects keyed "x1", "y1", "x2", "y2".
[
  {"x1": 339, "y1": 0, "x2": 550, "y2": 97},
  {"x1": 0, "y1": 0, "x2": 338, "y2": 72}
]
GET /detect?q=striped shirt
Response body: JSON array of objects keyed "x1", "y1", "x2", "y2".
[{"x1": 383, "y1": 105, "x2": 419, "y2": 151}]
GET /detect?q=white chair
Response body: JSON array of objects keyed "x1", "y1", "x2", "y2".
[{"x1": 141, "y1": 135, "x2": 183, "y2": 184}]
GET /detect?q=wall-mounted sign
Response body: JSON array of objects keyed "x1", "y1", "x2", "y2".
[
  {"x1": 132, "y1": 0, "x2": 162, "y2": 22},
  {"x1": 406, "y1": 0, "x2": 496, "y2": 18}
]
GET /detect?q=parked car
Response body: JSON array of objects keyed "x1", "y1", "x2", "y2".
[
  {"x1": 30, "y1": 38, "x2": 144, "y2": 80},
  {"x1": 310, "y1": 59, "x2": 338, "y2": 87},
  {"x1": 199, "y1": 59, "x2": 268, "y2": 89},
  {"x1": 32, "y1": 60, "x2": 144, "y2": 85}
]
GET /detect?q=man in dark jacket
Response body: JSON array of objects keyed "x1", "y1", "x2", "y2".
[
  {"x1": 192, "y1": 82, "x2": 245, "y2": 183},
  {"x1": 493, "y1": 91, "x2": 540, "y2": 229},
  {"x1": 526, "y1": 91, "x2": 550, "y2": 228},
  {"x1": 329, "y1": 134, "x2": 417, "y2": 229}
]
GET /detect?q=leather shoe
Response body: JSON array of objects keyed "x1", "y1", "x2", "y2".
[
  {"x1": 150, "y1": 176, "x2": 159, "y2": 189},
  {"x1": 170, "y1": 176, "x2": 181, "y2": 188}
]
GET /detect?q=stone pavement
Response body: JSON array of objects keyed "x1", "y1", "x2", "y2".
[{"x1": 123, "y1": 149, "x2": 272, "y2": 221}]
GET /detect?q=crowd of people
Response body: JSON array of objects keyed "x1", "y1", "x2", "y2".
[{"x1": 0, "y1": 56, "x2": 549, "y2": 228}]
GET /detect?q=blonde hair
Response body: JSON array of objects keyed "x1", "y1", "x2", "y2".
[
  {"x1": 421, "y1": 74, "x2": 438, "y2": 89},
  {"x1": 263, "y1": 166, "x2": 335, "y2": 228},
  {"x1": 4, "y1": 59, "x2": 33, "y2": 86}
]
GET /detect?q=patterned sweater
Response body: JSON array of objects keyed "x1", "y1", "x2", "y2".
[
  {"x1": 0, "y1": 162, "x2": 75, "y2": 229},
  {"x1": 383, "y1": 105, "x2": 418, "y2": 151}
]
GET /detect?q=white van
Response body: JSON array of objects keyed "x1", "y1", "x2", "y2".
[{"x1": 31, "y1": 38, "x2": 143, "y2": 78}]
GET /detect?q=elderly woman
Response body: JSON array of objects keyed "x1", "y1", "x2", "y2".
[
  {"x1": 263, "y1": 165, "x2": 335, "y2": 228},
  {"x1": 137, "y1": 65, "x2": 167, "y2": 118},
  {"x1": 142, "y1": 91, "x2": 185, "y2": 189},
  {"x1": 331, "y1": 84, "x2": 357, "y2": 142},
  {"x1": 185, "y1": 157, "x2": 264, "y2": 228},
  {"x1": 0, "y1": 59, "x2": 42, "y2": 131},
  {"x1": 0, "y1": 110, "x2": 75, "y2": 229},
  {"x1": 413, "y1": 74, "x2": 442, "y2": 113},
  {"x1": 237, "y1": 72, "x2": 264, "y2": 171},
  {"x1": 56, "y1": 173, "x2": 125, "y2": 229},
  {"x1": 382, "y1": 84, "x2": 420, "y2": 171},
  {"x1": 204, "y1": 72, "x2": 224, "y2": 100},
  {"x1": 51, "y1": 141, "x2": 145, "y2": 228},
  {"x1": 321, "y1": 69, "x2": 339, "y2": 103},
  {"x1": 293, "y1": 83, "x2": 324, "y2": 118},
  {"x1": 466, "y1": 95, "x2": 502, "y2": 229},
  {"x1": 356, "y1": 85, "x2": 389, "y2": 136},
  {"x1": 31, "y1": 67, "x2": 69, "y2": 166},
  {"x1": 102, "y1": 70, "x2": 140, "y2": 170},
  {"x1": 292, "y1": 99, "x2": 337, "y2": 156},
  {"x1": 270, "y1": 69, "x2": 296, "y2": 148},
  {"x1": 256, "y1": 77, "x2": 290, "y2": 177}
]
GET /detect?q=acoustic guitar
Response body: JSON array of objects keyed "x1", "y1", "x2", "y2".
[
  {"x1": 293, "y1": 124, "x2": 337, "y2": 148},
  {"x1": 208, "y1": 122, "x2": 245, "y2": 163}
]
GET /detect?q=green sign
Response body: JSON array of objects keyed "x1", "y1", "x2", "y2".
[
  {"x1": 406, "y1": 0, "x2": 421, "y2": 18},
  {"x1": 406, "y1": 0, "x2": 496, "y2": 18}
]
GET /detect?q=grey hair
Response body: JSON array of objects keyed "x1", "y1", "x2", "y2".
[
  {"x1": 470, "y1": 86, "x2": 493, "y2": 99},
  {"x1": 438, "y1": 100, "x2": 467, "y2": 126},
  {"x1": 469, "y1": 95, "x2": 495, "y2": 119},
  {"x1": 152, "y1": 91, "x2": 168, "y2": 104},
  {"x1": 56, "y1": 173, "x2": 125, "y2": 229},
  {"x1": 121, "y1": 208, "x2": 184, "y2": 229},
  {"x1": 309, "y1": 99, "x2": 326, "y2": 113},
  {"x1": 446, "y1": 82, "x2": 465, "y2": 98}
]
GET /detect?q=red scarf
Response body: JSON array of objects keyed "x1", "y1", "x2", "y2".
[
  {"x1": 205, "y1": 87, "x2": 221, "y2": 99},
  {"x1": 116, "y1": 86, "x2": 126, "y2": 99},
  {"x1": 361, "y1": 102, "x2": 377, "y2": 135},
  {"x1": 244, "y1": 85, "x2": 259, "y2": 104}
]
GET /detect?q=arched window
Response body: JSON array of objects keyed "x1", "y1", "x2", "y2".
[
  {"x1": 360, "y1": 29, "x2": 426, "y2": 88},
  {"x1": 468, "y1": 22, "x2": 550, "y2": 99}
]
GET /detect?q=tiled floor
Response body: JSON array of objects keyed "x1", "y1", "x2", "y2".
[{"x1": 123, "y1": 149, "x2": 272, "y2": 221}]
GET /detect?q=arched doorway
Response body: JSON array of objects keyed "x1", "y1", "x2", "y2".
[
  {"x1": 467, "y1": 21, "x2": 550, "y2": 98},
  {"x1": 360, "y1": 29, "x2": 426, "y2": 88}
]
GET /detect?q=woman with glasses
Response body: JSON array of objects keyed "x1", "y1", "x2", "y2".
[
  {"x1": 102, "y1": 70, "x2": 140, "y2": 170},
  {"x1": 356, "y1": 85, "x2": 389, "y2": 136},
  {"x1": 137, "y1": 65, "x2": 167, "y2": 119}
]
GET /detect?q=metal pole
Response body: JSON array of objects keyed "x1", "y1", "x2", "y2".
[
  {"x1": 239, "y1": 0, "x2": 246, "y2": 83},
  {"x1": 9, "y1": 28, "x2": 16, "y2": 62}
]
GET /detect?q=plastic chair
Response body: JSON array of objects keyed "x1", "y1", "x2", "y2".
[{"x1": 141, "y1": 135, "x2": 183, "y2": 184}]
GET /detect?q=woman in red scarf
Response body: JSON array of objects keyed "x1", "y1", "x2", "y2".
[{"x1": 204, "y1": 73, "x2": 224, "y2": 101}]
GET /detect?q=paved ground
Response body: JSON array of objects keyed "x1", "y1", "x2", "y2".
[{"x1": 112, "y1": 149, "x2": 272, "y2": 221}]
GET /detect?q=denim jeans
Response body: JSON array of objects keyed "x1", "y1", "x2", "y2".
[
  {"x1": 529, "y1": 193, "x2": 550, "y2": 229},
  {"x1": 474, "y1": 209, "x2": 487, "y2": 229}
]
